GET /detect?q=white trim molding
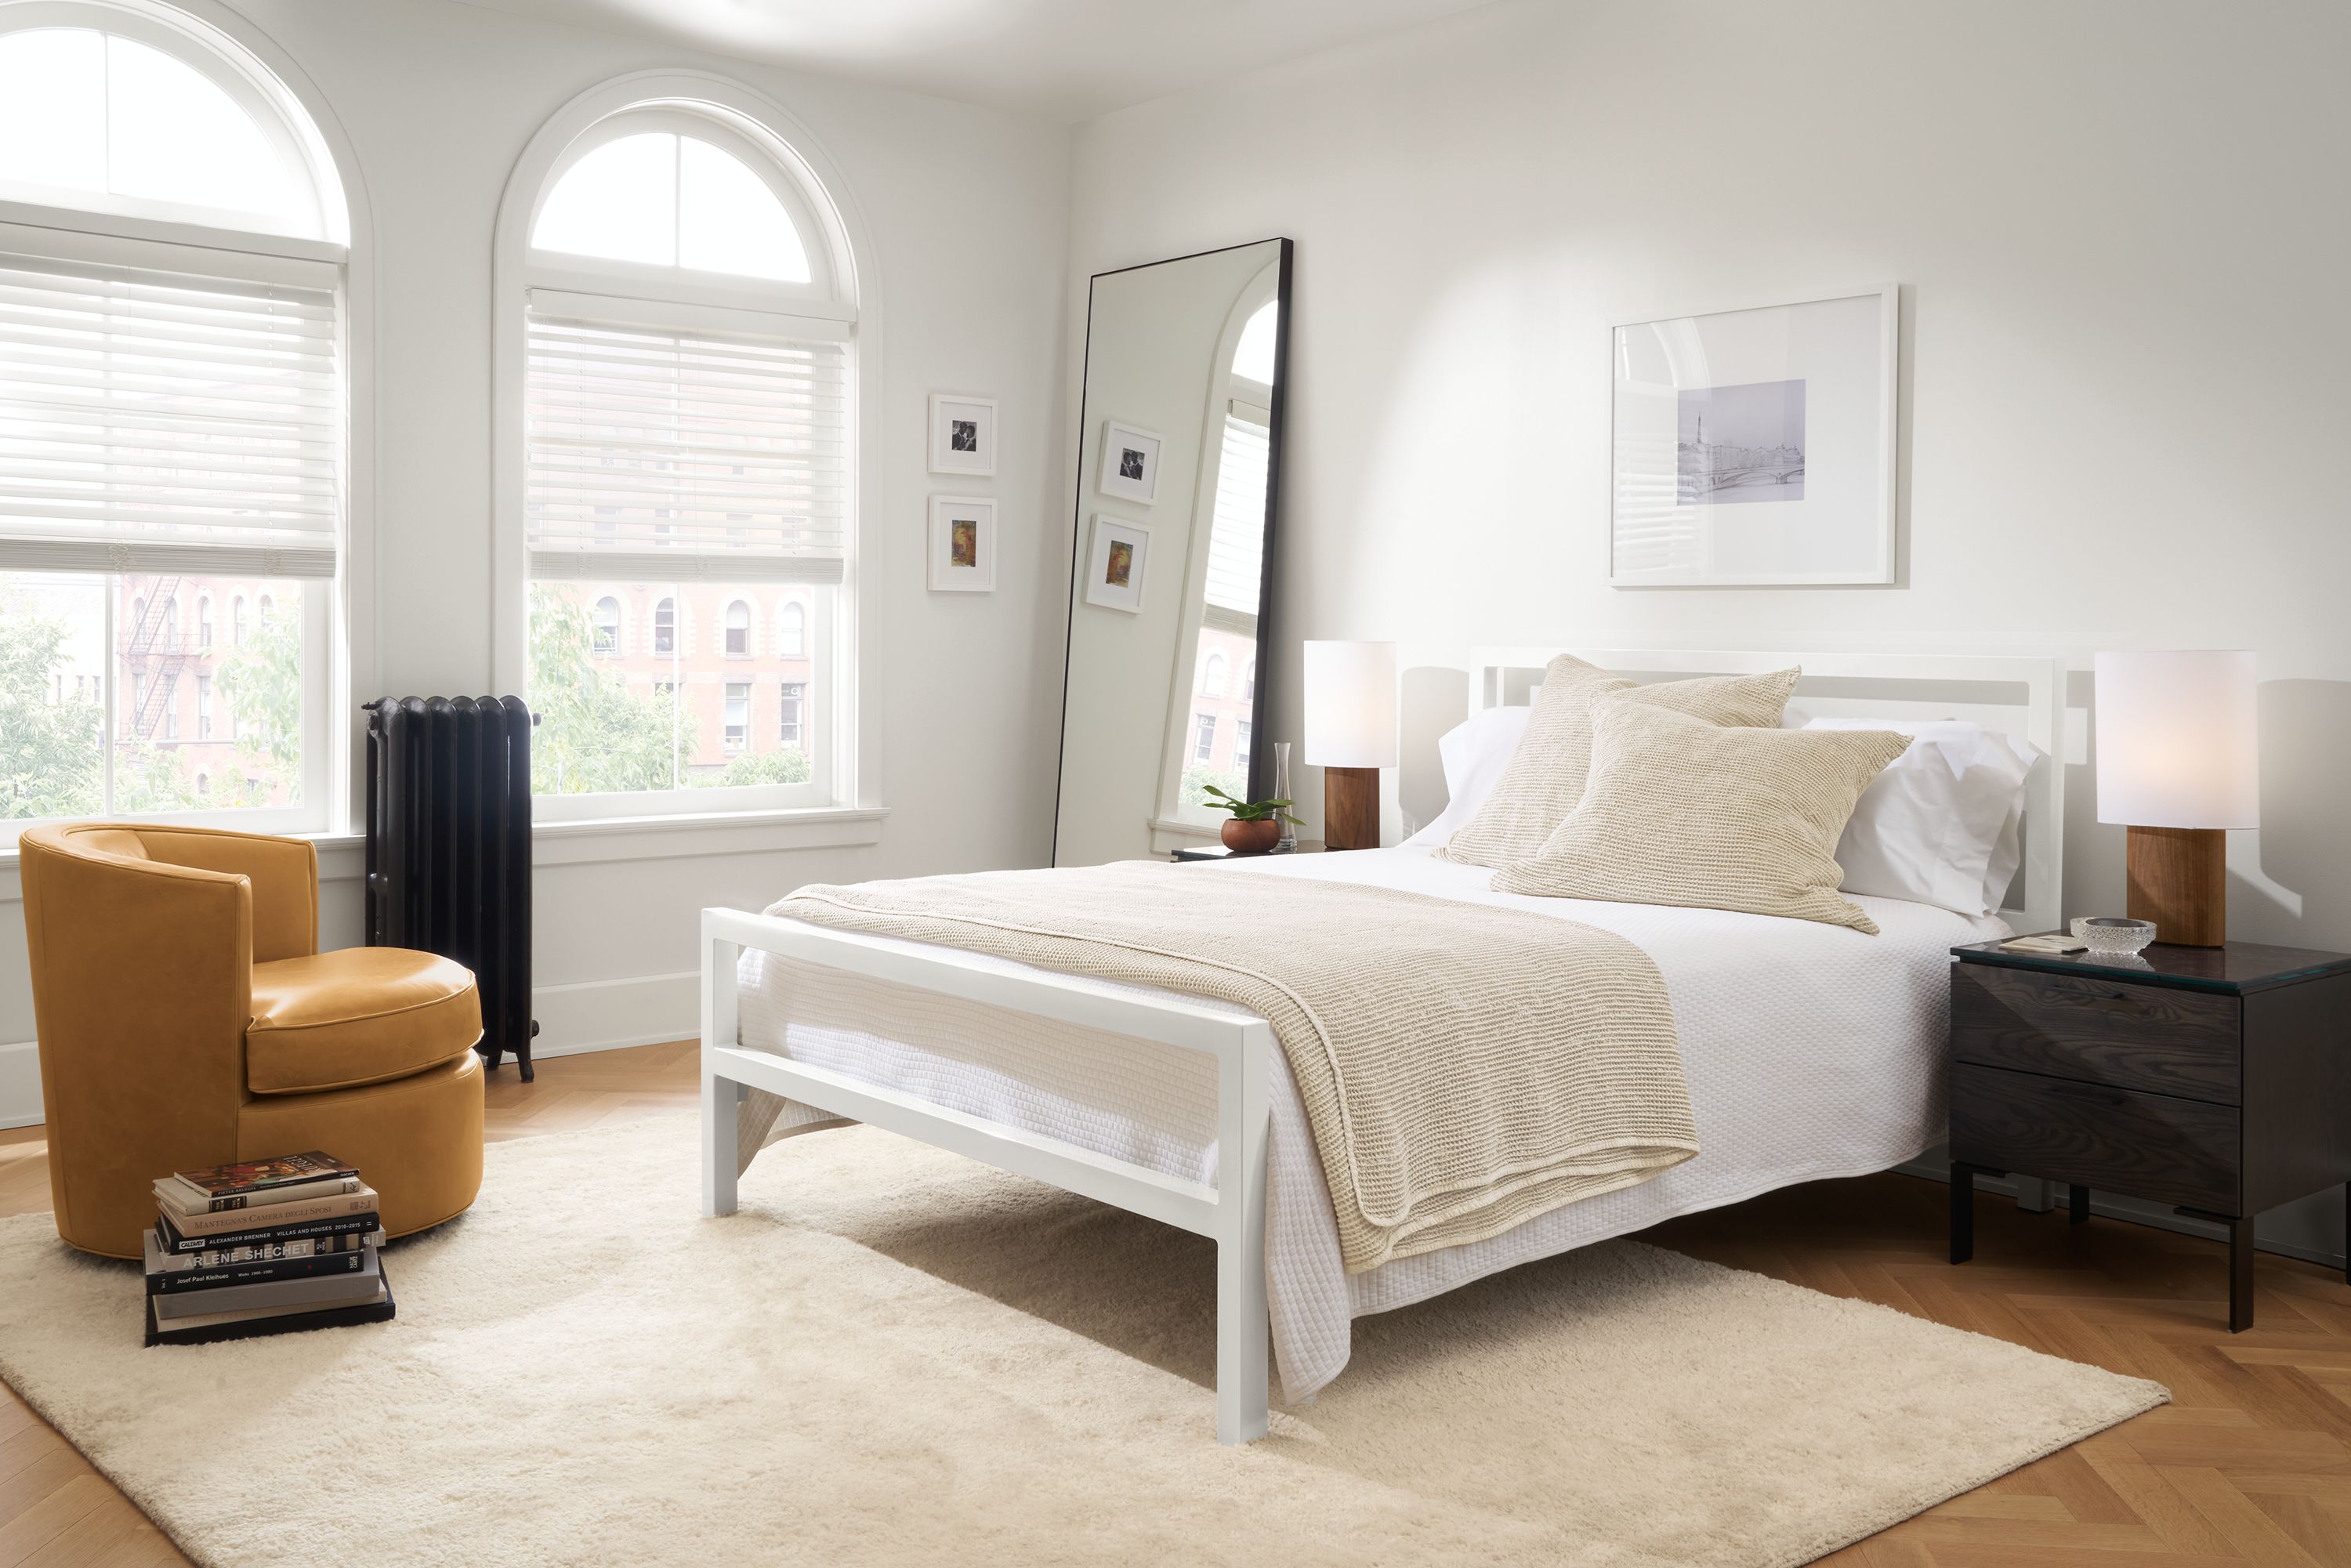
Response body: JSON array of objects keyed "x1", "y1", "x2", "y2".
[
  {"x1": 527, "y1": 969, "x2": 698, "y2": 1061},
  {"x1": 0, "y1": 1039, "x2": 38, "y2": 1132}
]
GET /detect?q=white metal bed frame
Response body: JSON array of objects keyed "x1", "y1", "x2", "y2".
[{"x1": 699, "y1": 648, "x2": 2067, "y2": 1444}]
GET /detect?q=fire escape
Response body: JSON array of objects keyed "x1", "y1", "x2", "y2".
[{"x1": 121, "y1": 578, "x2": 193, "y2": 741}]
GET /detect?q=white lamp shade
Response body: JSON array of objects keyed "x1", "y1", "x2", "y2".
[
  {"x1": 2094, "y1": 650, "x2": 2259, "y2": 829},
  {"x1": 1303, "y1": 640, "x2": 1399, "y2": 768}
]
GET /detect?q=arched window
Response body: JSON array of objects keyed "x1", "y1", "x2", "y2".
[
  {"x1": 257, "y1": 593, "x2": 274, "y2": 622},
  {"x1": 505, "y1": 80, "x2": 859, "y2": 818},
  {"x1": 534, "y1": 131, "x2": 813, "y2": 283},
  {"x1": 0, "y1": 4, "x2": 350, "y2": 841},
  {"x1": 1231, "y1": 299, "x2": 1279, "y2": 386},
  {"x1": 195, "y1": 773, "x2": 208, "y2": 796},
  {"x1": 232, "y1": 596, "x2": 247, "y2": 645},
  {"x1": 0, "y1": 19, "x2": 343, "y2": 239},
  {"x1": 1202, "y1": 653, "x2": 1228, "y2": 699},
  {"x1": 592, "y1": 596, "x2": 621, "y2": 656},
  {"x1": 1243, "y1": 661, "x2": 1256, "y2": 701}
]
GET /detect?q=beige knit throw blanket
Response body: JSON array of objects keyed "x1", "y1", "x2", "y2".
[{"x1": 734, "y1": 862, "x2": 1697, "y2": 1273}]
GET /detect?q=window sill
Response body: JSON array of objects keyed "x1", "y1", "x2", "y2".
[
  {"x1": 0, "y1": 809, "x2": 886, "y2": 893},
  {"x1": 531, "y1": 805, "x2": 888, "y2": 866}
]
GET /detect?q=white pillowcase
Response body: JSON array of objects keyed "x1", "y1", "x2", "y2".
[
  {"x1": 1402, "y1": 705, "x2": 1533, "y2": 849},
  {"x1": 1802, "y1": 718, "x2": 2035, "y2": 916}
]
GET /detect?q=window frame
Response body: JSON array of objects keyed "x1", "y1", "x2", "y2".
[
  {"x1": 491, "y1": 71, "x2": 877, "y2": 830},
  {"x1": 0, "y1": 0, "x2": 364, "y2": 853},
  {"x1": 0, "y1": 0, "x2": 348, "y2": 243},
  {"x1": 527, "y1": 110, "x2": 831, "y2": 299}
]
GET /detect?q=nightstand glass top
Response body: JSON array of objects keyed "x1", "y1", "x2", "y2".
[{"x1": 1952, "y1": 936, "x2": 2351, "y2": 994}]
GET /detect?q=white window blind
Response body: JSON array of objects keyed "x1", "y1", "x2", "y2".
[
  {"x1": 1202, "y1": 400, "x2": 1270, "y2": 632},
  {"x1": 525, "y1": 296, "x2": 848, "y2": 585},
  {"x1": 0, "y1": 252, "x2": 340, "y2": 577}
]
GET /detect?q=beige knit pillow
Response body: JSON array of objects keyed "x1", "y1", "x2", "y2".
[
  {"x1": 1494, "y1": 700, "x2": 1910, "y2": 934},
  {"x1": 1437, "y1": 657, "x2": 1802, "y2": 868}
]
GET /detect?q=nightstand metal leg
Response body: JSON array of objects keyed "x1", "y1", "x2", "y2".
[
  {"x1": 1949, "y1": 1161, "x2": 1975, "y2": 1264},
  {"x1": 2227, "y1": 1217, "x2": 2255, "y2": 1332},
  {"x1": 2069, "y1": 1184, "x2": 2091, "y2": 1225}
]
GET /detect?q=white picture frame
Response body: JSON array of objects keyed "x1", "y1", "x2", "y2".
[
  {"x1": 1609, "y1": 284, "x2": 1898, "y2": 587},
  {"x1": 1082, "y1": 513, "x2": 1150, "y2": 613},
  {"x1": 1097, "y1": 419, "x2": 1162, "y2": 505},
  {"x1": 927, "y1": 494, "x2": 996, "y2": 592},
  {"x1": 929, "y1": 393, "x2": 998, "y2": 476}
]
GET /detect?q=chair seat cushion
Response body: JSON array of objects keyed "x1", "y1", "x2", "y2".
[{"x1": 247, "y1": 948, "x2": 482, "y2": 1095}]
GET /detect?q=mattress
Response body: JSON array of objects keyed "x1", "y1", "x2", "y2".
[{"x1": 734, "y1": 848, "x2": 2009, "y2": 1400}]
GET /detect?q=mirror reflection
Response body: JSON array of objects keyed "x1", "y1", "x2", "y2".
[{"x1": 1053, "y1": 239, "x2": 1291, "y2": 865}]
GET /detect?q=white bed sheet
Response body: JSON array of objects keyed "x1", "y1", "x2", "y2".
[{"x1": 735, "y1": 849, "x2": 2007, "y2": 1401}]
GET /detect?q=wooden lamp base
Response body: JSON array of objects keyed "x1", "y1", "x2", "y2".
[
  {"x1": 1323, "y1": 766, "x2": 1380, "y2": 852},
  {"x1": 2126, "y1": 825, "x2": 2226, "y2": 947}
]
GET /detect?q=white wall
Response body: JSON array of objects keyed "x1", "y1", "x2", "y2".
[
  {"x1": 1067, "y1": 0, "x2": 2351, "y2": 1259},
  {"x1": 2, "y1": 0, "x2": 1074, "y2": 1115}
]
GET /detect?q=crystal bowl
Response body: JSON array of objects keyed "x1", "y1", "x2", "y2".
[{"x1": 2071, "y1": 916, "x2": 2158, "y2": 956}]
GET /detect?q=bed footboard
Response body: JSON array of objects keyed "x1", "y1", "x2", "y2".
[{"x1": 697, "y1": 905, "x2": 1273, "y2": 1445}]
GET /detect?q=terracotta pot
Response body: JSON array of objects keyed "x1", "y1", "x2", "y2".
[{"x1": 1220, "y1": 817, "x2": 1281, "y2": 855}]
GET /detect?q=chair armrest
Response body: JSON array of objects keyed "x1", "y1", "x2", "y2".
[
  {"x1": 132, "y1": 826, "x2": 319, "y2": 962},
  {"x1": 18, "y1": 837, "x2": 256, "y2": 1249}
]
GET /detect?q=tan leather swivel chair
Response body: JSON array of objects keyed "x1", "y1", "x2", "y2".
[{"x1": 19, "y1": 822, "x2": 485, "y2": 1258}]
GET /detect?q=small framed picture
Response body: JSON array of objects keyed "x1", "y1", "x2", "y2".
[
  {"x1": 928, "y1": 494, "x2": 996, "y2": 592},
  {"x1": 929, "y1": 393, "x2": 998, "y2": 477},
  {"x1": 1098, "y1": 420, "x2": 1161, "y2": 505},
  {"x1": 1083, "y1": 513, "x2": 1150, "y2": 613}
]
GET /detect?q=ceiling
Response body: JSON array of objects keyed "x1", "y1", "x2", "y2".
[{"x1": 458, "y1": 0, "x2": 1497, "y2": 122}]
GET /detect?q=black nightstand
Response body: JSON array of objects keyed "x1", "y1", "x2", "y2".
[{"x1": 1947, "y1": 936, "x2": 2351, "y2": 1331}]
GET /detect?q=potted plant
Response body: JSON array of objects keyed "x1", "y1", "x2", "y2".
[{"x1": 1199, "y1": 784, "x2": 1302, "y2": 856}]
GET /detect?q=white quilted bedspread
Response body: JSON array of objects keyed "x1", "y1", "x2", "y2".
[{"x1": 734, "y1": 848, "x2": 2007, "y2": 1401}]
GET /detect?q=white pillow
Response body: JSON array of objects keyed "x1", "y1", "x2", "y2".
[
  {"x1": 1802, "y1": 719, "x2": 2035, "y2": 915},
  {"x1": 1402, "y1": 705, "x2": 1534, "y2": 849}
]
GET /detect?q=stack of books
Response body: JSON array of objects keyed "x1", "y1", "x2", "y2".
[{"x1": 143, "y1": 1150, "x2": 397, "y2": 1345}]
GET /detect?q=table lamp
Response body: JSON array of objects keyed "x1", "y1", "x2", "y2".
[
  {"x1": 1304, "y1": 640, "x2": 1397, "y2": 852},
  {"x1": 2093, "y1": 650, "x2": 2258, "y2": 947}
]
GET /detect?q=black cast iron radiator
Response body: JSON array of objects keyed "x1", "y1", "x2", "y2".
[{"x1": 364, "y1": 696, "x2": 539, "y2": 1081}]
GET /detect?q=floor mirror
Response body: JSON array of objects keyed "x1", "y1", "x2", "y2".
[{"x1": 1052, "y1": 238, "x2": 1292, "y2": 865}]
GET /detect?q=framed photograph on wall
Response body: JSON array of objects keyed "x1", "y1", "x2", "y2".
[
  {"x1": 1610, "y1": 284, "x2": 1897, "y2": 586},
  {"x1": 927, "y1": 494, "x2": 996, "y2": 592},
  {"x1": 929, "y1": 393, "x2": 998, "y2": 476},
  {"x1": 1097, "y1": 420, "x2": 1161, "y2": 505},
  {"x1": 1082, "y1": 513, "x2": 1150, "y2": 613}
]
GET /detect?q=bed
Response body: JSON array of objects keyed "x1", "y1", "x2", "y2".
[{"x1": 699, "y1": 648, "x2": 2066, "y2": 1443}]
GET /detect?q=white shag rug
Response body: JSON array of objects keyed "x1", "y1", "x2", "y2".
[{"x1": 0, "y1": 1114, "x2": 2164, "y2": 1568}]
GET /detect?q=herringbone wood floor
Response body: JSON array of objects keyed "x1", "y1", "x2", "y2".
[{"x1": 4, "y1": 1038, "x2": 2348, "y2": 1566}]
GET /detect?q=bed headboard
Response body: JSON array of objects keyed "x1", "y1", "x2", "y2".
[{"x1": 1467, "y1": 647, "x2": 2067, "y2": 937}]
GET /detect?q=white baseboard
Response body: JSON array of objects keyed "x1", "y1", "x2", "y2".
[
  {"x1": 0, "y1": 1039, "x2": 37, "y2": 1130},
  {"x1": 522, "y1": 969, "x2": 699, "y2": 1061},
  {"x1": 0, "y1": 970, "x2": 700, "y2": 1127}
]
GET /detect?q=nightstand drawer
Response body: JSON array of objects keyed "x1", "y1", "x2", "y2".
[
  {"x1": 1951, "y1": 965, "x2": 2240, "y2": 1103},
  {"x1": 1951, "y1": 1063, "x2": 2239, "y2": 1211}
]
